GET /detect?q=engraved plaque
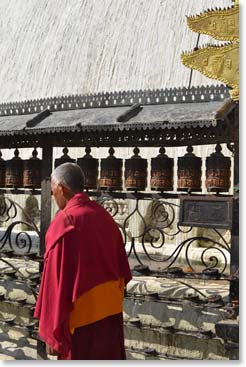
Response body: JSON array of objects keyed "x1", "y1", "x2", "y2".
[{"x1": 179, "y1": 195, "x2": 233, "y2": 229}]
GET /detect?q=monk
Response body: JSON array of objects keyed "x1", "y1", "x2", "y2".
[{"x1": 34, "y1": 163, "x2": 132, "y2": 360}]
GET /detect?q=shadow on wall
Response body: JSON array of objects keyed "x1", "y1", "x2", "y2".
[{"x1": 21, "y1": 196, "x2": 40, "y2": 231}]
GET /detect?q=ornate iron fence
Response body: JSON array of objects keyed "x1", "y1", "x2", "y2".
[{"x1": 0, "y1": 191, "x2": 232, "y2": 281}]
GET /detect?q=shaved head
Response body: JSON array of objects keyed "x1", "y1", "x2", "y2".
[{"x1": 51, "y1": 163, "x2": 85, "y2": 193}]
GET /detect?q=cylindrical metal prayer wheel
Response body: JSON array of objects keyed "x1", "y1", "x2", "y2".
[
  {"x1": 23, "y1": 148, "x2": 42, "y2": 189},
  {"x1": 77, "y1": 147, "x2": 99, "y2": 190},
  {"x1": 5, "y1": 149, "x2": 23, "y2": 188},
  {"x1": 0, "y1": 151, "x2": 6, "y2": 188},
  {"x1": 100, "y1": 148, "x2": 123, "y2": 191},
  {"x1": 206, "y1": 144, "x2": 231, "y2": 193},
  {"x1": 178, "y1": 146, "x2": 202, "y2": 192},
  {"x1": 151, "y1": 147, "x2": 174, "y2": 191},
  {"x1": 125, "y1": 147, "x2": 147, "y2": 191},
  {"x1": 54, "y1": 147, "x2": 76, "y2": 168}
]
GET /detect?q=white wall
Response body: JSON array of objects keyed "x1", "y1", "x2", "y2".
[{"x1": 0, "y1": 0, "x2": 232, "y2": 103}]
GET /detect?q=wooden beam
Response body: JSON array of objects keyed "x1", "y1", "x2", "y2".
[{"x1": 40, "y1": 142, "x2": 53, "y2": 256}]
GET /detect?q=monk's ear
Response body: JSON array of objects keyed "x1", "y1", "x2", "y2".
[
  {"x1": 58, "y1": 184, "x2": 65, "y2": 195},
  {"x1": 60, "y1": 184, "x2": 70, "y2": 197}
]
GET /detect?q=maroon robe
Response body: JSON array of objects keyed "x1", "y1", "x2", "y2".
[{"x1": 34, "y1": 193, "x2": 132, "y2": 359}]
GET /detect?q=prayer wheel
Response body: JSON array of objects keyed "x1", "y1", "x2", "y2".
[
  {"x1": 100, "y1": 148, "x2": 122, "y2": 191},
  {"x1": 0, "y1": 151, "x2": 5, "y2": 188},
  {"x1": 125, "y1": 147, "x2": 147, "y2": 191},
  {"x1": 77, "y1": 147, "x2": 99, "y2": 190},
  {"x1": 54, "y1": 147, "x2": 75, "y2": 168},
  {"x1": 206, "y1": 144, "x2": 231, "y2": 193},
  {"x1": 23, "y1": 148, "x2": 42, "y2": 189},
  {"x1": 178, "y1": 146, "x2": 202, "y2": 192},
  {"x1": 5, "y1": 149, "x2": 23, "y2": 188},
  {"x1": 150, "y1": 147, "x2": 174, "y2": 191}
]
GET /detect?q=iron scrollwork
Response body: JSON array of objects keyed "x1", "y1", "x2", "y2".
[
  {"x1": 97, "y1": 194, "x2": 231, "y2": 275},
  {"x1": 0, "y1": 195, "x2": 41, "y2": 299},
  {"x1": 0, "y1": 195, "x2": 40, "y2": 254},
  {"x1": 0, "y1": 192, "x2": 231, "y2": 277}
]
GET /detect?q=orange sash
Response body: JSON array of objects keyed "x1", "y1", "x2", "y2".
[{"x1": 69, "y1": 278, "x2": 125, "y2": 334}]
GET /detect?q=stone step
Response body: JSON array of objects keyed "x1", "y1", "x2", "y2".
[
  {"x1": 124, "y1": 323, "x2": 230, "y2": 360},
  {"x1": 124, "y1": 276, "x2": 239, "y2": 360},
  {"x1": 125, "y1": 276, "x2": 231, "y2": 333}
]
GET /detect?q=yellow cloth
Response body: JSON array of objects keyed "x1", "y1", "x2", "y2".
[{"x1": 69, "y1": 278, "x2": 125, "y2": 334}]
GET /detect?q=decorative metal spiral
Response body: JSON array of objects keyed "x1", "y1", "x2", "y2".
[
  {"x1": 15, "y1": 231, "x2": 32, "y2": 252},
  {"x1": 98, "y1": 198, "x2": 119, "y2": 218},
  {"x1": 140, "y1": 227, "x2": 166, "y2": 261},
  {"x1": 151, "y1": 202, "x2": 171, "y2": 227},
  {"x1": 0, "y1": 221, "x2": 34, "y2": 253},
  {"x1": 201, "y1": 244, "x2": 229, "y2": 274},
  {"x1": 183, "y1": 236, "x2": 230, "y2": 274},
  {"x1": 0, "y1": 196, "x2": 40, "y2": 254}
]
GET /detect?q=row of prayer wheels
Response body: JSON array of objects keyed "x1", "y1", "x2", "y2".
[
  {"x1": 0, "y1": 145, "x2": 231, "y2": 193},
  {"x1": 55, "y1": 145, "x2": 231, "y2": 193},
  {"x1": 0, "y1": 149, "x2": 41, "y2": 189}
]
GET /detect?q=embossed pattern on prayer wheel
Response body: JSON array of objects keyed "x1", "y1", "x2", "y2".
[
  {"x1": 54, "y1": 147, "x2": 76, "y2": 168},
  {"x1": 151, "y1": 147, "x2": 174, "y2": 191},
  {"x1": 0, "y1": 151, "x2": 5, "y2": 188},
  {"x1": 178, "y1": 146, "x2": 202, "y2": 192},
  {"x1": 125, "y1": 147, "x2": 147, "y2": 191},
  {"x1": 23, "y1": 148, "x2": 42, "y2": 189},
  {"x1": 100, "y1": 148, "x2": 123, "y2": 191},
  {"x1": 5, "y1": 149, "x2": 23, "y2": 188},
  {"x1": 206, "y1": 144, "x2": 231, "y2": 193},
  {"x1": 77, "y1": 147, "x2": 99, "y2": 190}
]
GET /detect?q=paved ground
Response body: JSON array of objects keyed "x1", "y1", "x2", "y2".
[{"x1": 0, "y1": 325, "x2": 37, "y2": 360}]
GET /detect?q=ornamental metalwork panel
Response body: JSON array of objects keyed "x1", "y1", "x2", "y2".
[
  {"x1": 94, "y1": 192, "x2": 231, "y2": 278},
  {"x1": 0, "y1": 191, "x2": 232, "y2": 278}
]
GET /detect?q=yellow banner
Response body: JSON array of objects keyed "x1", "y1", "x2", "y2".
[
  {"x1": 187, "y1": 5, "x2": 239, "y2": 41},
  {"x1": 181, "y1": 42, "x2": 239, "y2": 90}
]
